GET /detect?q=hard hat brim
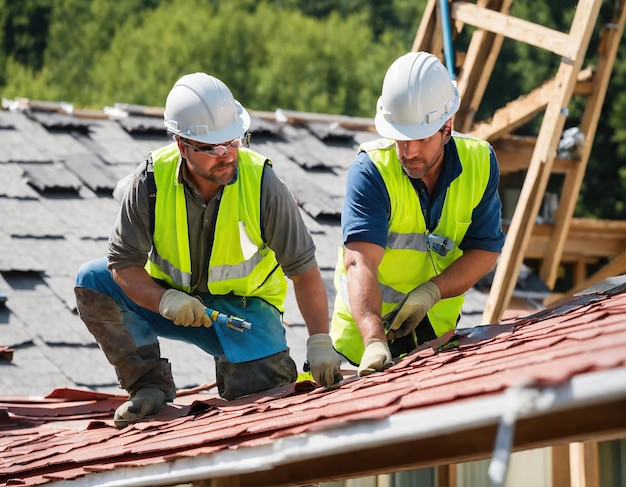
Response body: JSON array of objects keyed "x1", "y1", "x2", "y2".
[
  {"x1": 374, "y1": 113, "x2": 447, "y2": 141},
  {"x1": 186, "y1": 101, "x2": 251, "y2": 145}
]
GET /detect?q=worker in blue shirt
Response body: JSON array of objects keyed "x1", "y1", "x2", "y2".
[{"x1": 330, "y1": 51, "x2": 506, "y2": 376}]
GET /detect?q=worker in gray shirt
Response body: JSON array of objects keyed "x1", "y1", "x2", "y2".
[{"x1": 75, "y1": 72, "x2": 341, "y2": 427}]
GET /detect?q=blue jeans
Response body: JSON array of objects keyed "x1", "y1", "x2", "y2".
[{"x1": 75, "y1": 257, "x2": 288, "y2": 363}]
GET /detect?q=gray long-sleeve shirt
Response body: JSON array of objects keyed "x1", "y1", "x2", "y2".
[{"x1": 108, "y1": 150, "x2": 318, "y2": 294}]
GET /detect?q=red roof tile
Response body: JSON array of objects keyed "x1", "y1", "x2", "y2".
[{"x1": 1, "y1": 285, "x2": 626, "y2": 486}]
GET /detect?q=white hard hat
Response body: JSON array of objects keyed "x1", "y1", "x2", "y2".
[
  {"x1": 163, "y1": 73, "x2": 250, "y2": 144},
  {"x1": 375, "y1": 52, "x2": 460, "y2": 141}
]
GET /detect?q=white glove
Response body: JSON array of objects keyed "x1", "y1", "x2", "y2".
[
  {"x1": 358, "y1": 338, "x2": 393, "y2": 377},
  {"x1": 159, "y1": 289, "x2": 213, "y2": 327},
  {"x1": 306, "y1": 334, "x2": 342, "y2": 386},
  {"x1": 386, "y1": 281, "x2": 440, "y2": 341}
]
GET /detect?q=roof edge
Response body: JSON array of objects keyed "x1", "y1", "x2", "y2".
[{"x1": 59, "y1": 367, "x2": 626, "y2": 487}]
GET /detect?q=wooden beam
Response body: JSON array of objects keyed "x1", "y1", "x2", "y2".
[
  {"x1": 493, "y1": 138, "x2": 580, "y2": 174},
  {"x1": 269, "y1": 109, "x2": 375, "y2": 131},
  {"x1": 469, "y1": 78, "x2": 556, "y2": 140},
  {"x1": 451, "y1": 1, "x2": 573, "y2": 58},
  {"x1": 551, "y1": 444, "x2": 571, "y2": 486},
  {"x1": 437, "y1": 464, "x2": 457, "y2": 487},
  {"x1": 544, "y1": 250, "x2": 626, "y2": 306},
  {"x1": 506, "y1": 219, "x2": 626, "y2": 260},
  {"x1": 574, "y1": 260, "x2": 589, "y2": 286},
  {"x1": 482, "y1": 0, "x2": 603, "y2": 325},
  {"x1": 377, "y1": 474, "x2": 392, "y2": 487},
  {"x1": 469, "y1": 72, "x2": 598, "y2": 142},
  {"x1": 412, "y1": 0, "x2": 442, "y2": 54},
  {"x1": 570, "y1": 442, "x2": 600, "y2": 487},
  {"x1": 194, "y1": 477, "x2": 241, "y2": 486},
  {"x1": 455, "y1": 0, "x2": 513, "y2": 132},
  {"x1": 539, "y1": 0, "x2": 626, "y2": 287}
]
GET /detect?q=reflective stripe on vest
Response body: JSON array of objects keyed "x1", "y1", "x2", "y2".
[
  {"x1": 331, "y1": 136, "x2": 491, "y2": 364},
  {"x1": 145, "y1": 143, "x2": 287, "y2": 311}
]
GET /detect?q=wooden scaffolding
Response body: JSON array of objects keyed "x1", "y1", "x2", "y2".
[{"x1": 412, "y1": 0, "x2": 626, "y2": 324}]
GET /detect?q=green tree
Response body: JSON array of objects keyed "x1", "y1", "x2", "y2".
[
  {"x1": 1, "y1": 0, "x2": 161, "y2": 103},
  {"x1": 88, "y1": 0, "x2": 403, "y2": 115},
  {"x1": 0, "y1": 0, "x2": 623, "y2": 219},
  {"x1": 0, "y1": 0, "x2": 53, "y2": 86}
]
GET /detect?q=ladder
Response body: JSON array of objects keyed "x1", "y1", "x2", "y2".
[{"x1": 413, "y1": 0, "x2": 626, "y2": 323}]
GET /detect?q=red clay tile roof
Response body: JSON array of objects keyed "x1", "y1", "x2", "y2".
[{"x1": 1, "y1": 284, "x2": 626, "y2": 486}]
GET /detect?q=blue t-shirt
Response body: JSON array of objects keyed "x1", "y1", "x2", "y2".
[{"x1": 342, "y1": 137, "x2": 506, "y2": 253}]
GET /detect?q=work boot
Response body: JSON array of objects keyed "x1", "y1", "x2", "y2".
[
  {"x1": 113, "y1": 351, "x2": 175, "y2": 428},
  {"x1": 75, "y1": 287, "x2": 177, "y2": 424},
  {"x1": 215, "y1": 349, "x2": 297, "y2": 400}
]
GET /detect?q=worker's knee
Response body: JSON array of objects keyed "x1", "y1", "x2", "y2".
[
  {"x1": 76, "y1": 257, "x2": 113, "y2": 292},
  {"x1": 215, "y1": 349, "x2": 297, "y2": 400}
]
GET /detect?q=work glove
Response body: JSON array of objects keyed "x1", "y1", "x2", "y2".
[
  {"x1": 306, "y1": 333, "x2": 342, "y2": 386},
  {"x1": 159, "y1": 289, "x2": 213, "y2": 327},
  {"x1": 358, "y1": 338, "x2": 393, "y2": 377},
  {"x1": 114, "y1": 387, "x2": 166, "y2": 428},
  {"x1": 385, "y1": 281, "x2": 441, "y2": 341}
]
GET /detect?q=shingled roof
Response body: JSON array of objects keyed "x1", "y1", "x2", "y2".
[{"x1": 1, "y1": 277, "x2": 625, "y2": 486}]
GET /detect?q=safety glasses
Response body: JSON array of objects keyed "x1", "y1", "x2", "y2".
[{"x1": 181, "y1": 133, "x2": 250, "y2": 157}]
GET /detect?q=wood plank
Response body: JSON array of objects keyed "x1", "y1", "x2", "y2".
[
  {"x1": 456, "y1": 0, "x2": 513, "y2": 132},
  {"x1": 193, "y1": 477, "x2": 241, "y2": 486},
  {"x1": 437, "y1": 464, "x2": 457, "y2": 487},
  {"x1": 466, "y1": 71, "x2": 593, "y2": 142},
  {"x1": 570, "y1": 442, "x2": 600, "y2": 487},
  {"x1": 451, "y1": 1, "x2": 573, "y2": 57},
  {"x1": 544, "y1": 250, "x2": 626, "y2": 306},
  {"x1": 539, "y1": 0, "x2": 626, "y2": 287},
  {"x1": 574, "y1": 260, "x2": 588, "y2": 286},
  {"x1": 482, "y1": 0, "x2": 603, "y2": 325},
  {"x1": 271, "y1": 109, "x2": 375, "y2": 131},
  {"x1": 412, "y1": 0, "x2": 441, "y2": 54},
  {"x1": 506, "y1": 219, "x2": 626, "y2": 259},
  {"x1": 493, "y1": 140, "x2": 580, "y2": 174},
  {"x1": 469, "y1": 78, "x2": 556, "y2": 140},
  {"x1": 551, "y1": 444, "x2": 571, "y2": 487}
]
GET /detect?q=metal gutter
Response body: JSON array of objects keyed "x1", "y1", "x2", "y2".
[{"x1": 58, "y1": 367, "x2": 626, "y2": 487}]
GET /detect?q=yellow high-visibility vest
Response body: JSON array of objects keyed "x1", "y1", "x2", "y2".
[
  {"x1": 145, "y1": 143, "x2": 287, "y2": 310},
  {"x1": 331, "y1": 136, "x2": 491, "y2": 364}
]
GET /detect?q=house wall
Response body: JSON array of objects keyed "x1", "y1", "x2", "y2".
[{"x1": 456, "y1": 448, "x2": 551, "y2": 487}]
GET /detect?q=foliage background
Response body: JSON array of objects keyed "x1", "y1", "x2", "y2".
[{"x1": 1, "y1": 0, "x2": 624, "y2": 219}]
